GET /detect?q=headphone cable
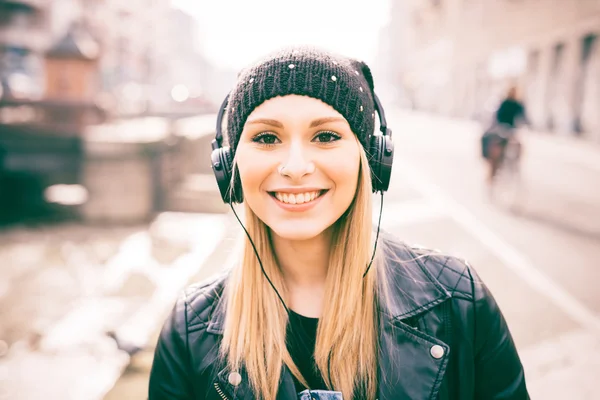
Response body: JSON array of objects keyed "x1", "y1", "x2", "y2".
[
  {"x1": 228, "y1": 190, "x2": 384, "y2": 313},
  {"x1": 229, "y1": 192, "x2": 384, "y2": 393},
  {"x1": 229, "y1": 203, "x2": 290, "y2": 314}
]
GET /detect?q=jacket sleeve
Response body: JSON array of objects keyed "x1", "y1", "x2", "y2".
[
  {"x1": 472, "y1": 278, "x2": 530, "y2": 399},
  {"x1": 148, "y1": 295, "x2": 195, "y2": 400}
]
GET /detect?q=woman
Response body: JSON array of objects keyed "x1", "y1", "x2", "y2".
[{"x1": 149, "y1": 47, "x2": 529, "y2": 400}]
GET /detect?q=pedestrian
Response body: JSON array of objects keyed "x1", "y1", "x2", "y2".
[{"x1": 149, "y1": 47, "x2": 529, "y2": 400}]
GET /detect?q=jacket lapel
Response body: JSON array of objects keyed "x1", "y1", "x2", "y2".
[
  {"x1": 277, "y1": 366, "x2": 300, "y2": 400},
  {"x1": 213, "y1": 364, "x2": 297, "y2": 400},
  {"x1": 376, "y1": 237, "x2": 453, "y2": 400},
  {"x1": 377, "y1": 316, "x2": 450, "y2": 400},
  {"x1": 214, "y1": 366, "x2": 255, "y2": 400}
]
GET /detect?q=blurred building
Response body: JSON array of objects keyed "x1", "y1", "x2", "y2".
[
  {"x1": 375, "y1": 3, "x2": 414, "y2": 108},
  {"x1": 44, "y1": 24, "x2": 100, "y2": 102},
  {"x1": 78, "y1": 0, "x2": 174, "y2": 114},
  {"x1": 78, "y1": 0, "x2": 233, "y2": 115},
  {"x1": 0, "y1": 0, "x2": 47, "y2": 99},
  {"x1": 0, "y1": 0, "x2": 233, "y2": 115},
  {"x1": 391, "y1": 0, "x2": 600, "y2": 141}
]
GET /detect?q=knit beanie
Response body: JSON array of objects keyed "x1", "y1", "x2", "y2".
[{"x1": 226, "y1": 46, "x2": 376, "y2": 154}]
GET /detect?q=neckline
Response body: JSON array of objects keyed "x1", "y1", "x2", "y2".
[{"x1": 289, "y1": 309, "x2": 320, "y2": 322}]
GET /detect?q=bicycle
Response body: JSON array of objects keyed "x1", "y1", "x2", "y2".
[{"x1": 489, "y1": 127, "x2": 523, "y2": 210}]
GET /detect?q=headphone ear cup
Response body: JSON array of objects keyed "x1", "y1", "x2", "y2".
[
  {"x1": 369, "y1": 134, "x2": 394, "y2": 193},
  {"x1": 369, "y1": 134, "x2": 384, "y2": 192},
  {"x1": 378, "y1": 135, "x2": 393, "y2": 192},
  {"x1": 211, "y1": 147, "x2": 243, "y2": 204},
  {"x1": 211, "y1": 148, "x2": 231, "y2": 203}
]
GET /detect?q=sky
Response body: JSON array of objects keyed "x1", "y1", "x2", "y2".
[{"x1": 171, "y1": 0, "x2": 390, "y2": 71}]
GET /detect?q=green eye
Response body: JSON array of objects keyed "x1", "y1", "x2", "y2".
[
  {"x1": 314, "y1": 131, "x2": 341, "y2": 143},
  {"x1": 252, "y1": 133, "x2": 280, "y2": 145}
]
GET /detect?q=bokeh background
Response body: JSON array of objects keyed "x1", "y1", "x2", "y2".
[{"x1": 1, "y1": 0, "x2": 599, "y2": 399}]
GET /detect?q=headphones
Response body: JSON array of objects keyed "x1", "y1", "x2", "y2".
[{"x1": 211, "y1": 93, "x2": 394, "y2": 204}]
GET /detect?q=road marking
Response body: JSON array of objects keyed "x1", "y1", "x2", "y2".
[
  {"x1": 396, "y1": 160, "x2": 600, "y2": 335},
  {"x1": 374, "y1": 199, "x2": 444, "y2": 228}
]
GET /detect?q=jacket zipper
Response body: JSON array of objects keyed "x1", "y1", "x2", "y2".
[{"x1": 214, "y1": 382, "x2": 231, "y2": 400}]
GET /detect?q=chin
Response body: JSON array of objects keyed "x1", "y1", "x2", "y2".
[{"x1": 267, "y1": 219, "x2": 330, "y2": 241}]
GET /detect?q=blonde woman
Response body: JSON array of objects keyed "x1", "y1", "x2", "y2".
[{"x1": 149, "y1": 47, "x2": 529, "y2": 400}]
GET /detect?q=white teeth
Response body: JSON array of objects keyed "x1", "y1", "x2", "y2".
[{"x1": 274, "y1": 191, "x2": 322, "y2": 204}]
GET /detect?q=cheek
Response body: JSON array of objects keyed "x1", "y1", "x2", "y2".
[
  {"x1": 236, "y1": 150, "x2": 269, "y2": 194},
  {"x1": 324, "y1": 147, "x2": 361, "y2": 193}
]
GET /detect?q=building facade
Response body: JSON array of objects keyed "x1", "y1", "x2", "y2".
[
  {"x1": 0, "y1": 0, "x2": 48, "y2": 99},
  {"x1": 391, "y1": 0, "x2": 600, "y2": 141},
  {"x1": 0, "y1": 0, "x2": 231, "y2": 114}
]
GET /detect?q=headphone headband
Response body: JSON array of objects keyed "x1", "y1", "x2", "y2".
[{"x1": 212, "y1": 94, "x2": 230, "y2": 151}]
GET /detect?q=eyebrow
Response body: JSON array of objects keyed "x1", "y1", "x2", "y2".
[
  {"x1": 309, "y1": 117, "x2": 346, "y2": 128},
  {"x1": 245, "y1": 118, "x2": 283, "y2": 128}
]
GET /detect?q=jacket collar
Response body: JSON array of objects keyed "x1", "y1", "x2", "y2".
[
  {"x1": 207, "y1": 235, "x2": 451, "y2": 335},
  {"x1": 376, "y1": 235, "x2": 451, "y2": 320}
]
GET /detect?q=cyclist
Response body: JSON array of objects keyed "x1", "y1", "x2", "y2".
[{"x1": 482, "y1": 86, "x2": 528, "y2": 188}]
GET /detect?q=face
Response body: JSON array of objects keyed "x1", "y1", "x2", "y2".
[{"x1": 235, "y1": 95, "x2": 362, "y2": 241}]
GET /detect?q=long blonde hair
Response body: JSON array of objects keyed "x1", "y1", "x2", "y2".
[{"x1": 220, "y1": 146, "x2": 386, "y2": 399}]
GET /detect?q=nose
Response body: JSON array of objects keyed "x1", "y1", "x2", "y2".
[{"x1": 278, "y1": 140, "x2": 315, "y2": 180}]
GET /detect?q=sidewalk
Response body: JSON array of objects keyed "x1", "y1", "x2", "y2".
[
  {"x1": 520, "y1": 128, "x2": 600, "y2": 173},
  {"x1": 0, "y1": 211, "x2": 236, "y2": 400}
]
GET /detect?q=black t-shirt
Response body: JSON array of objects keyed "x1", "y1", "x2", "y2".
[{"x1": 286, "y1": 310, "x2": 327, "y2": 392}]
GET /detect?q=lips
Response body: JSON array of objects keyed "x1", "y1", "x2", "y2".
[{"x1": 268, "y1": 190, "x2": 328, "y2": 205}]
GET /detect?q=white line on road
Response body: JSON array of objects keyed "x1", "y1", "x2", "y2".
[
  {"x1": 375, "y1": 199, "x2": 444, "y2": 228},
  {"x1": 396, "y1": 160, "x2": 600, "y2": 335}
]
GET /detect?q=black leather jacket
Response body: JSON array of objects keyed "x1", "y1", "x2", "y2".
[{"x1": 149, "y1": 237, "x2": 529, "y2": 399}]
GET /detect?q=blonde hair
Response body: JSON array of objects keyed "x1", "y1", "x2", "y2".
[{"x1": 220, "y1": 145, "x2": 386, "y2": 399}]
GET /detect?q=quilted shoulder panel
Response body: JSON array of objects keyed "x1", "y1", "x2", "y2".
[
  {"x1": 182, "y1": 273, "x2": 227, "y2": 328},
  {"x1": 410, "y1": 246, "x2": 476, "y2": 300}
]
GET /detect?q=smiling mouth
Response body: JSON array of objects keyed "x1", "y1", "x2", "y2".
[{"x1": 268, "y1": 190, "x2": 328, "y2": 205}]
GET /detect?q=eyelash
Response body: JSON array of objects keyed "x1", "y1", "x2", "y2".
[
  {"x1": 251, "y1": 131, "x2": 341, "y2": 146},
  {"x1": 251, "y1": 132, "x2": 279, "y2": 146},
  {"x1": 313, "y1": 131, "x2": 341, "y2": 143}
]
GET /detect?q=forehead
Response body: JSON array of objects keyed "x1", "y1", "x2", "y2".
[{"x1": 247, "y1": 95, "x2": 345, "y2": 121}]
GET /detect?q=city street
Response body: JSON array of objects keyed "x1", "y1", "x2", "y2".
[
  {"x1": 2, "y1": 111, "x2": 599, "y2": 399},
  {"x1": 385, "y1": 110, "x2": 600, "y2": 398},
  {"x1": 2, "y1": 0, "x2": 598, "y2": 399},
  {"x1": 107, "y1": 110, "x2": 600, "y2": 399}
]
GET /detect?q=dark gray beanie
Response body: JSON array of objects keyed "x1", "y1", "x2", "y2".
[{"x1": 226, "y1": 46, "x2": 376, "y2": 154}]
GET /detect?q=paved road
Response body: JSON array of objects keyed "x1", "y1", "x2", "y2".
[
  {"x1": 106, "y1": 110, "x2": 600, "y2": 399},
  {"x1": 386, "y1": 110, "x2": 600, "y2": 399}
]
